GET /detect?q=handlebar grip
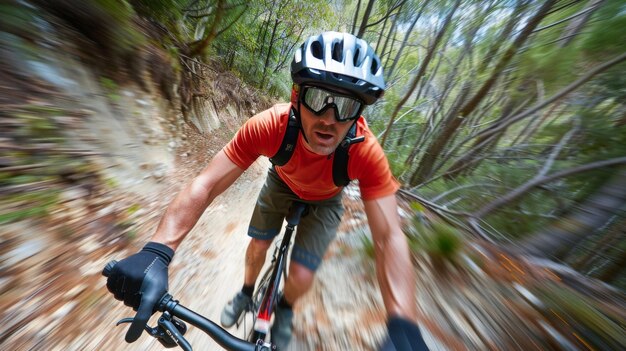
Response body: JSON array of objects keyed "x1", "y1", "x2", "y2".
[{"x1": 102, "y1": 260, "x2": 118, "y2": 277}]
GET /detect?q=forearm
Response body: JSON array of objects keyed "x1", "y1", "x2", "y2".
[
  {"x1": 364, "y1": 195, "x2": 419, "y2": 321},
  {"x1": 151, "y1": 149, "x2": 244, "y2": 251},
  {"x1": 151, "y1": 177, "x2": 215, "y2": 250},
  {"x1": 375, "y1": 230, "x2": 418, "y2": 320}
]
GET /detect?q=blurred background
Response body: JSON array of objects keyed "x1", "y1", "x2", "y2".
[{"x1": 0, "y1": 0, "x2": 624, "y2": 350}]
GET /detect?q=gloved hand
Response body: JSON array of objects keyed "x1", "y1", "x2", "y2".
[
  {"x1": 105, "y1": 242, "x2": 174, "y2": 343},
  {"x1": 381, "y1": 316, "x2": 430, "y2": 351}
]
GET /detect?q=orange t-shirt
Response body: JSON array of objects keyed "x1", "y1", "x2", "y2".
[{"x1": 223, "y1": 103, "x2": 399, "y2": 201}]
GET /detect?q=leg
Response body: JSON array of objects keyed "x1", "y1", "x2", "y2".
[
  {"x1": 283, "y1": 261, "x2": 315, "y2": 305},
  {"x1": 272, "y1": 194, "x2": 344, "y2": 349},
  {"x1": 222, "y1": 169, "x2": 292, "y2": 328},
  {"x1": 244, "y1": 238, "x2": 273, "y2": 286},
  {"x1": 245, "y1": 168, "x2": 295, "y2": 286}
]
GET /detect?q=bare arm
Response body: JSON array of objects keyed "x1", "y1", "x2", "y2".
[
  {"x1": 364, "y1": 194, "x2": 418, "y2": 320},
  {"x1": 151, "y1": 149, "x2": 245, "y2": 250}
]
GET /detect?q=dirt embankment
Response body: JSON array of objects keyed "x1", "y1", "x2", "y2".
[{"x1": 0, "y1": 17, "x2": 272, "y2": 349}]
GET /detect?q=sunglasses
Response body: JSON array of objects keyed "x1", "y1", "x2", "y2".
[{"x1": 300, "y1": 86, "x2": 364, "y2": 122}]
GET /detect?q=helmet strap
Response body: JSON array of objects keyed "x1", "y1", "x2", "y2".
[
  {"x1": 296, "y1": 100, "x2": 310, "y2": 145},
  {"x1": 290, "y1": 84, "x2": 300, "y2": 105}
]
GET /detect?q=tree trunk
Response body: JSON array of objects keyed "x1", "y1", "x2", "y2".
[
  {"x1": 380, "y1": 0, "x2": 461, "y2": 148},
  {"x1": 380, "y1": 6, "x2": 401, "y2": 70},
  {"x1": 443, "y1": 82, "x2": 531, "y2": 179},
  {"x1": 477, "y1": 0, "x2": 528, "y2": 74},
  {"x1": 375, "y1": 5, "x2": 389, "y2": 52},
  {"x1": 459, "y1": 0, "x2": 556, "y2": 118},
  {"x1": 352, "y1": 0, "x2": 362, "y2": 35},
  {"x1": 381, "y1": 18, "x2": 398, "y2": 70},
  {"x1": 410, "y1": 0, "x2": 559, "y2": 184},
  {"x1": 259, "y1": 17, "x2": 280, "y2": 89},
  {"x1": 188, "y1": 0, "x2": 226, "y2": 57},
  {"x1": 509, "y1": 167, "x2": 626, "y2": 258},
  {"x1": 356, "y1": 0, "x2": 376, "y2": 38},
  {"x1": 558, "y1": 0, "x2": 605, "y2": 48},
  {"x1": 386, "y1": 0, "x2": 432, "y2": 80}
]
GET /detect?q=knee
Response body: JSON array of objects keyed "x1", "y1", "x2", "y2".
[
  {"x1": 288, "y1": 262, "x2": 315, "y2": 286},
  {"x1": 248, "y1": 238, "x2": 272, "y2": 254}
]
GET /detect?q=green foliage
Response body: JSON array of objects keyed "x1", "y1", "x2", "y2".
[
  {"x1": 582, "y1": 1, "x2": 626, "y2": 59},
  {"x1": 538, "y1": 284, "x2": 626, "y2": 349},
  {"x1": 360, "y1": 232, "x2": 376, "y2": 259},
  {"x1": 129, "y1": 0, "x2": 185, "y2": 22},
  {"x1": 386, "y1": 145, "x2": 410, "y2": 176},
  {"x1": 99, "y1": 77, "x2": 121, "y2": 103},
  {"x1": 126, "y1": 203, "x2": 142, "y2": 216},
  {"x1": 0, "y1": 1, "x2": 39, "y2": 37},
  {"x1": 405, "y1": 214, "x2": 464, "y2": 263}
]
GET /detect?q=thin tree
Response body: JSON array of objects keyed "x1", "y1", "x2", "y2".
[
  {"x1": 356, "y1": 0, "x2": 376, "y2": 38},
  {"x1": 410, "y1": 0, "x2": 558, "y2": 184},
  {"x1": 380, "y1": 0, "x2": 462, "y2": 148},
  {"x1": 512, "y1": 166, "x2": 626, "y2": 258},
  {"x1": 386, "y1": 0, "x2": 433, "y2": 80}
]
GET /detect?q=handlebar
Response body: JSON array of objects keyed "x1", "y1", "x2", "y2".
[{"x1": 103, "y1": 260, "x2": 271, "y2": 351}]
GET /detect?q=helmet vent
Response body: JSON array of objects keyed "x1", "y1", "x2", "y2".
[
  {"x1": 332, "y1": 41, "x2": 343, "y2": 62},
  {"x1": 371, "y1": 58, "x2": 379, "y2": 75},
  {"x1": 332, "y1": 72, "x2": 359, "y2": 83},
  {"x1": 311, "y1": 41, "x2": 323, "y2": 59},
  {"x1": 353, "y1": 48, "x2": 361, "y2": 67}
]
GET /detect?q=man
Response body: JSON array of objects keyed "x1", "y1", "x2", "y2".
[{"x1": 105, "y1": 31, "x2": 429, "y2": 351}]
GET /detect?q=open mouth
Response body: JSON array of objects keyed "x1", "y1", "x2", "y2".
[{"x1": 315, "y1": 131, "x2": 334, "y2": 141}]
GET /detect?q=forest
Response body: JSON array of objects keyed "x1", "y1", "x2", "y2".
[{"x1": 68, "y1": 0, "x2": 626, "y2": 288}]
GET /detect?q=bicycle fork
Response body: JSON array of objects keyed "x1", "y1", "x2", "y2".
[
  {"x1": 252, "y1": 201, "x2": 307, "y2": 341},
  {"x1": 253, "y1": 223, "x2": 294, "y2": 339}
]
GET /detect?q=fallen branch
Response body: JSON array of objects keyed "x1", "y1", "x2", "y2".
[{"x1": 473, "y1": 157, "x2": 626, "y2": 218}]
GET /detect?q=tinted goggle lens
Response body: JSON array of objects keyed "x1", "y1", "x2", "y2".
[{"x1": 302, "y1": 87, "x2": 362, "y2": 121}]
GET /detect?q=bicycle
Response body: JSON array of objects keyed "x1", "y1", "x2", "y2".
[
  {"x1": 241, "y1": 201, "x2": 307, "y2": 344},
  {"x1": 103, "y1": 200, "x2": 308, "y2": 350}
]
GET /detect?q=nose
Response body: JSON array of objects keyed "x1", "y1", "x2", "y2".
[{"x1": 318, "y1": 108, "x2": 336, "y2": 125}]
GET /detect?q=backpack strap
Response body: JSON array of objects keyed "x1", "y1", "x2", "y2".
[
  {"x1": 269, "y1": 106, "x2": 299, "y2": 166},
  {"x1": 270, "y1": 107, "x2": 364, "y2": 187},
  {"x1": 332, "y1": 122, "x2": 365, "y2": 187}
]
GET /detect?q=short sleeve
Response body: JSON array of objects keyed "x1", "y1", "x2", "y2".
[
  {"x1": 223, "y1": 104, "x2": 289, "y2": 169},
  {"x1": 349, "y1": 123, "x2": 399, "y2": 200}
]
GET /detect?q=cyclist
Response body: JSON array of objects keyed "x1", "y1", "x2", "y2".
[{"x1": 105, "y1": 31, "x2": 429, "y2": 351}]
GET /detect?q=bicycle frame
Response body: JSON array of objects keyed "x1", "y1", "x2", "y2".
[{"x1": 247, "y1": 201, "x2": 308, "y2": 343}]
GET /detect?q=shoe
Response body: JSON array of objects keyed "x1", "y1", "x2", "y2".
[
  {"x1": 271, "y1": 303, "x2": 294, "y2": 350},
  {"x1": 220, "y1": 291, "x2": 252, "y2": 328}
]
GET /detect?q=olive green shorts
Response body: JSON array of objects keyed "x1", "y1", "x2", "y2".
[{"x1": 248, "y1": 167, "x2": 344, "y2": 272}]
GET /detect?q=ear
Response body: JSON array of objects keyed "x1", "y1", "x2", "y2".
[{"x1": 290, "y1": 84, "x2": 300, "y2": 105}]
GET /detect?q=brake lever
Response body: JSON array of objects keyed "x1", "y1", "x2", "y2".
[{"x1": 116, "y1": 312, "x2": 190, "y2": 349}]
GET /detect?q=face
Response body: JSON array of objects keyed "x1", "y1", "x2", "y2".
[{"x1": 299, "y1": 103, "x2": 354, "y2": 155}]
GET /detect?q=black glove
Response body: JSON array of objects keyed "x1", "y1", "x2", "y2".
[
  {"x1": 105, "y1": 242, "x2": 174, "y2": 343},
  {"x1": 381, "y1": 316, "x2": 430, "y2": 351}
]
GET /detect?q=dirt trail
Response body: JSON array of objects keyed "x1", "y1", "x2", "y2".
[{"x1": 91, "y1": 122, "x2": 392, "y2": 350}]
